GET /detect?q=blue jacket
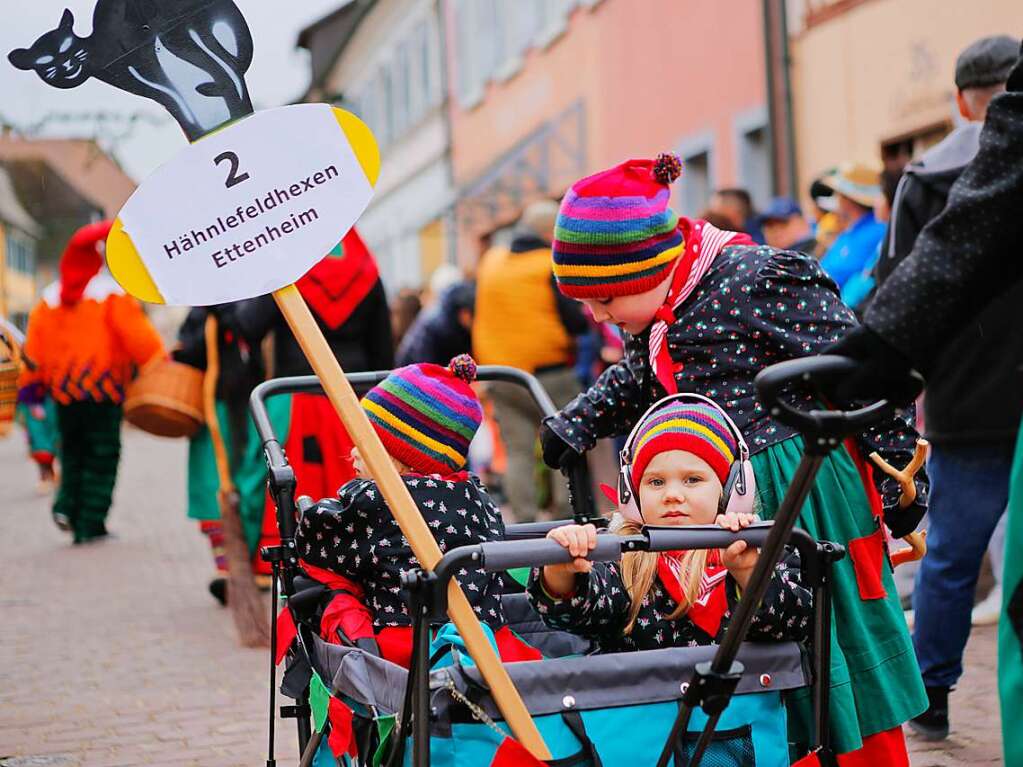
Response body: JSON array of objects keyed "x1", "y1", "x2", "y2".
[{"x1": 821, "y1": 212, "x2": 886, "y2": 299}]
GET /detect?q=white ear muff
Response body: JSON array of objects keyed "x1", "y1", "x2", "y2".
[
  {"x1": 725, "y1": 458, "x2": 757, "y2": 516},
  {"x1": 617, "y1": 446, "x2": 643, "y2": 524}
]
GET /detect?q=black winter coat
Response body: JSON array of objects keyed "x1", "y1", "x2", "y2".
[
  {"x1": 865, "y1": 49, "x2": 1023, "y2": 370},
  {"x1": 234, "y1": 279, "x2": 394, "y2": 377},
  {"x1": 875, "y1": 122, "x2": 1023, "y2": 446},
  {"x1": 395, "y1": 282, "x2": 473, "y2": 367}
]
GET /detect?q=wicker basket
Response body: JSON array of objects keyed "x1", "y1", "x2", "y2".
[
  {"x1": 124, "y1": 358, "x2": 205, "y2": 438},
  {"x1": 0, "y1": 334, "x2": 20, "y2": 438}
]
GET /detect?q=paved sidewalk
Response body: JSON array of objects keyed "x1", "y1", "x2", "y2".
[
  {"x1": 0, "y1": 428, "x2": 296, "y2": 766},
  {"x1": 0, "y1": 427, "x2": 1004, "y2": 765}
]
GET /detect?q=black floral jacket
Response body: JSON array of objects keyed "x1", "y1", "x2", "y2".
[
  {"x1": 527, "y1": 549, "x2": 811, "y2": 653},
  {"x1": 297, "y1": 473, "x2": 507, "y2": 630},
  {"x1": 546, "y1": 246, "x2": 927, "y2": 519}
]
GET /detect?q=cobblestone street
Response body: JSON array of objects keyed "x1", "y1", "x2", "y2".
[{"x1": 0, "y1": 427, "x2": 1005, "y2": 765}]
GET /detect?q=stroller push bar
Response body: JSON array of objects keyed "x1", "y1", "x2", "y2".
[
  {"x1": 429, "y1": 522, "x2": 822, "y2": 608},
  {"x1": 656, "y1": 354, "x2": 914, "y2": 767}
]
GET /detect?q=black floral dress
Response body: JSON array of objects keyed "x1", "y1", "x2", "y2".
[
  {"x1": 297, "y1": 473, "x2": 507, "y2": 630},
  {"x1": 526, "y1": 549, "x2": 811, "y2": 653},
  {"x1": 546, "y1": 244, "x2": 929, "y2": 747}
]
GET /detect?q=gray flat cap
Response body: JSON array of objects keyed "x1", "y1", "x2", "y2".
[{"x1": 955, "y1": 35, "x2": 1021, "y2": 89}]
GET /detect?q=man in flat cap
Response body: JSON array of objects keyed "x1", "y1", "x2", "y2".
[
  {"x1": 824, "y1": 39, "x2": 1023, "y2": 762},
  {"x1": 867, "y1": 34, "x2": 1023, "y2": 744}
]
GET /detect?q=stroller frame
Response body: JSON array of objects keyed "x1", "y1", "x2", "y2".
[
  {"x1": 250, "y1": 358, "x2": 890, "y2": 767},
  {"x1": 250, "y1": 366, "x2": 604, "y2": 763}
]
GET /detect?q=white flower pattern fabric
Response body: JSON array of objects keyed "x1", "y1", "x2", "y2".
[
  {"x1": 526, "y1": 548, "x2": 811, "y2": 653},
  {"x1": 297, "y1": 474, "x2": 507, "y2": 630}
]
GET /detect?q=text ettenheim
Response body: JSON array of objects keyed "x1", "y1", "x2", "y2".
[{"x1": 161, "y1": 164, "x2": 340, "y2": 268}]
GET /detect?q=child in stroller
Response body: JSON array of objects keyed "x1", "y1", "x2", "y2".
[
  {"x1": 295, "y1": 354, "x2": 542, "y2": 667},
  {"x1": 531, "y1": 394, "x2": 812, "y2": 652}
]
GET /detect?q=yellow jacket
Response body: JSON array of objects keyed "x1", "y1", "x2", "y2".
[{"x1": 473, "y1": 243, "x2": 575, "y2": 373}]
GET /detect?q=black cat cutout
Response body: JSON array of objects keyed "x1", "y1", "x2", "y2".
[{"x1": 9, "y1": 1, "x2": 254, "y2": 141}]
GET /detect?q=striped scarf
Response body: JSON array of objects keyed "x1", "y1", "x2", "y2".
[{"x1": 649, "y1": 219, "x2": 752, "y2": 393}]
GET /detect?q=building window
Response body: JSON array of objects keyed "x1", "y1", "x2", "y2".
[
  {"x1": 734, "y1": 107, "x2": 772, "y2": 210},
  {"x1": 393, "y1": 41, "x2": 411, "y2": 135},
  {"x1": 454, "y1": 0, "x2": 483, "y2": 107},
  {"x1": 679, "y1": 151, "x2": 711, "y2": 217},
  {"x1": 674, "y1": 131, "x2": 716, "y2": 217},
  {"x1": 536, "y1": 0, "x2": 576, "y2": 48},
  {"x1": 6, "y1": 232, "x2": 35, "y2": 275},
  {"x1": 378, "y1": 67, "x2": 394, "y2": 146}
]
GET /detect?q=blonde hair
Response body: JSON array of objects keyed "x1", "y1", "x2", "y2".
[{"x1": 615, "y1": 516, "x2": 711, "y2": 635}]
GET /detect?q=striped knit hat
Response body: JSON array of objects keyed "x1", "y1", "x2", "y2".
[
  {"x1": 630, "y1": 399, "x2": 737, "y2": 489},
  {"x1": 361, "y1": 355, "x2": 482, "y2": 475},
  {"x1": 552, "y1": 153, "x2": 685, "y2": 298}
]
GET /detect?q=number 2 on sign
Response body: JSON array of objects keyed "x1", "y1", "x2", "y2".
[{"x1": 214, "y1": 151, "x2": 250, "y2": 189}]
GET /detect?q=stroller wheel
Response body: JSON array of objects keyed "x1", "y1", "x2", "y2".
[{"x1": 208, "y1": 577, "x2": 228, "y2": 606}]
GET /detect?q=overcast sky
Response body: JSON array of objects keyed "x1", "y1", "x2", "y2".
[{"x1": 2, "y1": 1, "x2": 346, "y2": 181}]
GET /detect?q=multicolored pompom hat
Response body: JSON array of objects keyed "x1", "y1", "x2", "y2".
[
  {"x1": 361, "y1": 354, "x2": 482, "y2": 475},
  {"x1": 552, "y1": 153, "x2": 684, "y2": 299},
  {"x1": 630, "y1": 398, "x2": 738, "y2": 489}
]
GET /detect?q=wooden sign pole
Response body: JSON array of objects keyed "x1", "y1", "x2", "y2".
[{"x1": 272, "y1": 285, "x2": 551, "y2": 759}]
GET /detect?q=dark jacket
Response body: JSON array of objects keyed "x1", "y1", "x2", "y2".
[
  {"x1": 865, "y1": 51, "x2": 1023, "y2": 370},
  {"x1": 173, "y1": 304, "x2": 264, "y2": 404},
  {"x1": 234, "y1": 279, "x2": 394, "y2": 377},
  {"x1": 296, "y1": 473, "x2": 507, "y2": 630},
  {"x1": 526, "y1": 548, "x2": 811, "y2": 653},
  {"x1": 395, "y1": 282, "x2": 474, "y2": 367},
  {"x1": 546, "y1": 246, "x2": 927, "y2": 519},
  {"x1": 875, "y1": 123, "x2": 1023, "y2": 446}
]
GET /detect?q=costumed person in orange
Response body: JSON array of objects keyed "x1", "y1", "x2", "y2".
[
  {"x1": 18, "y1": 221, "x2": 165, "y2": 543},
  {"x1": 235, "y1": 228, "x2": 393, "y2": 573}
]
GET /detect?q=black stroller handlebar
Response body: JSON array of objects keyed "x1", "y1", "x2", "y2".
[
  {"x1": 433, "y1": 522, "x2": 831, "y2": 586},
  {"x1": 754, "y1": 355, "x2": 899, "y2": 443}
]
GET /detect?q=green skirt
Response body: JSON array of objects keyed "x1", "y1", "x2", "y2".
[
  {"x1": 751, "y1": 436, "x2": 927, "y2": 754},
  {"x1": 999, "y1": 424, "x2": 1023, "y2": 767},
  {"x1": 17, "y1": 399, "x2": 58, "y2": 459},
  {"x1": 186, "y1": 398, "x2": 288, "y2": 553}
]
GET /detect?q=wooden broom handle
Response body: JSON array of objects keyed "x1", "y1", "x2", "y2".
[
  {"x1": 203, "y1": 315, "x2": 236, "y2": 494},
  {"x1": 271, "y1": 285, "x2": 550, "y2": 760}
]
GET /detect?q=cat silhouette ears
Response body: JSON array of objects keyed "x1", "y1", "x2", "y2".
[{"x1": 8, "y1": 9, "x2": 75, "y2": 71}]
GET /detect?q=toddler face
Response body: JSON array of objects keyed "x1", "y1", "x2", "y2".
[
  {"x1": 637, "y1": 450, "x2": 722, "y2": 526},
  {"x1": 350, "y1": 446, "x2": 410, "y2": 477},
  {"x1": 578, "y1": 262, "x2": 675, "y2": 335}
]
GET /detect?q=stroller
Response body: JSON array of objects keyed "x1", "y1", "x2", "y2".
[{"x1": 249, "y1": 358, "x2": 890, "y2": 766}]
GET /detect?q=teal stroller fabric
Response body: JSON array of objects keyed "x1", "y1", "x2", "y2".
[{"x1": 308, "y1": 633, "x2": 806, "y2": 767}]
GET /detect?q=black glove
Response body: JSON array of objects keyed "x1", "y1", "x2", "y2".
[
  {"x1": 540, "y1": 420, "x2": 575, "y2": 470},
  {"x1": 821, "y1": 325, "x2": 924, "y2": 407}
]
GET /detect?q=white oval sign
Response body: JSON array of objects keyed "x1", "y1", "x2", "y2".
[{"x1": 112, "y1": 103, "x2": 377, "y2": 306}]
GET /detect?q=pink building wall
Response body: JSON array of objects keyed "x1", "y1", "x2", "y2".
[{"x1": 446, "y1": 0, "x2": 767, "y2": 259}]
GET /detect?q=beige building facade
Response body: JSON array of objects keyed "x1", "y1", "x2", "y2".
[{"x1": 789, "y1": 0, "x2": 1020, "y2": 198}]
